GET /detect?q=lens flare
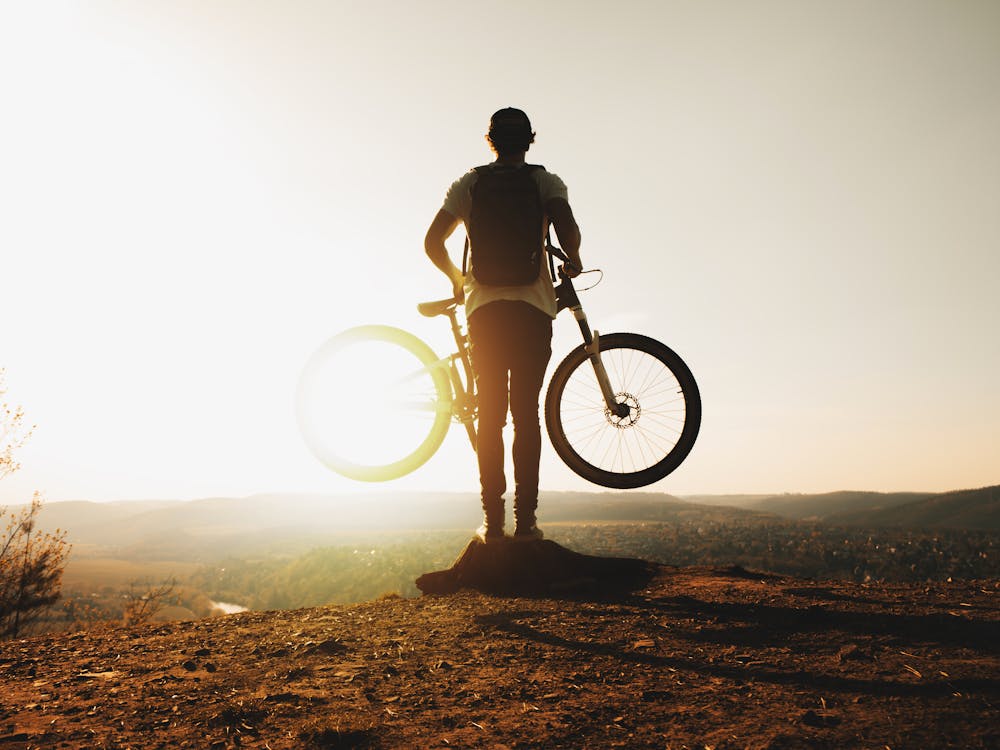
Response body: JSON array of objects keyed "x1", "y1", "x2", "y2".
[{"x1": 296, "y1": 326, "x2": 451, "y2": 482}]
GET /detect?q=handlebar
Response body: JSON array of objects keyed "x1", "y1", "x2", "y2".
[{"x1": 418, "y1": 243, "x2": 586, "y2": 318}]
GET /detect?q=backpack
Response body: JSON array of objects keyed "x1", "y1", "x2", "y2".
[{"x1": 464, "y1": 164, "x2": 546, "y2": 286}]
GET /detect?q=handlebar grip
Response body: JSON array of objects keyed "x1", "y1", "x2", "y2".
[{"x1": 557, "y1": 262, "x2": 582, "y2": 279}]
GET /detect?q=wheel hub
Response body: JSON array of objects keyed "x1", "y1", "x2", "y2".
[{"x1": 605, "y1": 392, "x2": 640, "y2": 428}]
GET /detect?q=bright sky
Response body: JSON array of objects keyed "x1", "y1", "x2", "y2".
[{"x1": 2, "y1": 1, "x2": 998, "y2": 503}]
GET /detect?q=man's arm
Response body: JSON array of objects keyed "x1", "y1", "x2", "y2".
[
  {"x1": 424, "y1": 209, "x2": 465, "y2": 300},
  {"x1": 546, "y1": 197, "x2": 582, "y2": 275}
]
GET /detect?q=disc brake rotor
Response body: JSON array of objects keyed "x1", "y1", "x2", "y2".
[{"x1": 605, "y1": 392, "x2": 640, "y2": 428}]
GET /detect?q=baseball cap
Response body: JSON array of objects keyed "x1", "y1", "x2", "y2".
[{"x1": 488, "y1": 107, "x2": 533, "y2": 138}]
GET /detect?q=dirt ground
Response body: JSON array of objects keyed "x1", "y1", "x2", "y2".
[{"x1": 1, "y1": 565, "x2": 998, "y2": 749}]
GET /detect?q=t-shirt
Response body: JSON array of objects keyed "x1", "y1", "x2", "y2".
[{"x1": 441, "y1": 164, "x2": 569, "y2": 320}]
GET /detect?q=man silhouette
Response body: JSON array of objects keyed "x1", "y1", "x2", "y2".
[{"x1": 425, "y1": 108, "x2": 582, "y2": 542}]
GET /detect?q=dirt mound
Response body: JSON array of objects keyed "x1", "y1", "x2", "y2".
[
  {"x1": 416, "y1": 538, "x2": 658, "y2": 596},
  {"x1": 1, "y1": 562, "x2": 998, "y2": 748}
]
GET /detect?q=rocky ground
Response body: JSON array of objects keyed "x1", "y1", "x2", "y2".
[{"x1": 1, "y1": 551, "x2": 998, "y2": 749}]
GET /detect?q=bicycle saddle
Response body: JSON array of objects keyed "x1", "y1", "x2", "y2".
[{"x1": 417, "y1": 298, "x2": 459, "y2": 318}]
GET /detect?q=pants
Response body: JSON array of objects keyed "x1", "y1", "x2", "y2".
[{"x1": 467, "y1": 301, "x2": 553, "y2": 518}]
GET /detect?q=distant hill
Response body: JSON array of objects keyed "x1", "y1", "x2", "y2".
[
  {"x1": 29, "y1": 491, "x2": 771, "y2": 560},
  {"x1": 537, "y1": 491, "x2": 772, "y2": 524},
  {"x1": 674, "y1": 494, "x2": 774, "y2": 507},
  {"x1": 738, "y1": 491, "x2": 935, "y2": 520},
  {"x1": 19, "y1": 489, "x2": 999, "y2": 628},
  {"x1": 25, "y1": 499, "x2": 178, "y2": 530},
  {"x1": 34, "y1": 493, "x2": 484, "y2": 559},
  {"x1": 26, "y1": 485, "x2": 998, "y2": 562},
  {"x1": 827, "y1": 485, "x2": 1000, "y2": 530},
  {"x1": 679, "y1": 486, "x2": 999, "y2": 530}
]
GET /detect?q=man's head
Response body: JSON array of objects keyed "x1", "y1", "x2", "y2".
[{"x1": 486, "y1": 107, "x2": 536, "y2": 157}]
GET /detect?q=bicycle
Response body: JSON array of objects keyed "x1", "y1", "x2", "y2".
[{"x1": 296, "y1": 246, "x2": 701, "y2": 489}]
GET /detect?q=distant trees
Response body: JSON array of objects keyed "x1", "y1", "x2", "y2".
[
  {"x1": 0, "y1": 371, "x2": 70, "y2": 639},
  {"x1": 554, "y1": 520, "x2": 999, "y2": 583},
  {"x1": 186, "y1": 533, "x2": 469, "y2": 611},
  {"x1": 122, "y1": 578, "x2": 177, "y2": 626}
]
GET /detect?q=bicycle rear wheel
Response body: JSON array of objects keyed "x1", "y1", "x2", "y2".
[
  {"x1": 545, "y1": 333, "x2": 700, "y2": 489},
  {"x1": 296, "y1": 325, "x2": 452, "y2": 481}
]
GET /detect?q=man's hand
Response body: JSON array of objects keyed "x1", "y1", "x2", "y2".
[{"x1": 560, "y1": 262, "x2": 581, "y2": 279}]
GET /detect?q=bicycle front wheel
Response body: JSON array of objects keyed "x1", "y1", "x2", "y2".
[
  {"x1": 545, "y1": 333, "x2": 701, "y2": 489},
  {"x1": 296, "y1": 325, "x2": 452, "y2": 482}
]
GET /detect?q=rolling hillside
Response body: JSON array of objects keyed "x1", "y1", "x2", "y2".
[
  {"x1": 26, "y1": 486, "x2": 1000, "y2": 557},
  {"x1": 30, "y1": 491, "x2": 771, "y2": 558},
  {"x1": 827, "y1": 485, "x2": 1000, "y2": 530},
  {"x1": 741, "y1": 490, "x2": 935, "y2": 519},
  {"x1": 680, "y1": 486, "x2": 1000, "y2": 529}
]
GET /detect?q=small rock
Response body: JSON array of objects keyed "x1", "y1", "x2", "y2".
[
  {"x1": 800, "y1": 710, "x2": 841, "y2": 727},
  {"x1": 838, "y1": 644, "x2": 874, "y2": 663},
  {"x1": 641, "y1": 690, "x2": 671, "y2": 702},
  {"x1": 306, "y1": 638, "x2": 348, "y2": 656}
]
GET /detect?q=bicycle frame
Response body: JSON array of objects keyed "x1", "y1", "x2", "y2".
[
  {"x1": 440, "y1": 306, "x2": 478, "y2": 449},
  {"x1": 299, "y1": 246, "x2": 699, "y2": 486},
  {"x1": 434, "y1": 254, "x2": 629, "y2": 454}
]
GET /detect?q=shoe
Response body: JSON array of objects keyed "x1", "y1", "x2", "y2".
[
  {"x1": 513, "y1": 524, "x2": 544, "y2": 541},
  {"x1": 476, "y1": 523, "x2": 505, "y2": 544},
  {"x1": 478, "y1": 498, "x2": 505, "y2": 544}
]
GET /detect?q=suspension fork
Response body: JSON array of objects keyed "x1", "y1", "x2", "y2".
[
  {"x1": 570, "y1": 304, "x2": 630, "y2": 419},
  {"x1": 555, "y1": 272, "x2": 629, "y2": 419}
]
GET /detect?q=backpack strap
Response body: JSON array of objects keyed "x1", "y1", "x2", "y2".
[
  {"x1": 546, "y1": 225, "x2": 555, "y2": 281},
  {"x1": 463, "y1": 166, "x2": 491, "y2": 275}
]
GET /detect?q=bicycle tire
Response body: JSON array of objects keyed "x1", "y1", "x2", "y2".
[
  {"x1": 296, "y1": 325, "x2": 452, "y2": 481},
  {"x1": 545, "y1": 332, "x2": 700, "y2": 489}
]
